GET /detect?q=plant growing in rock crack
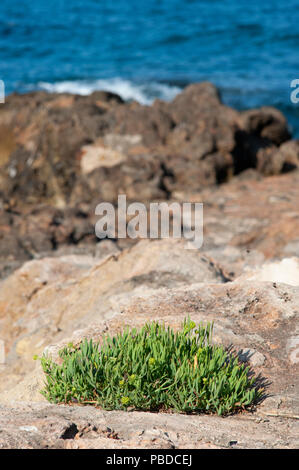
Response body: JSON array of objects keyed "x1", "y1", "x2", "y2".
[{"x1": 38, "y1": 319, "x2": 262, "y2": 416}]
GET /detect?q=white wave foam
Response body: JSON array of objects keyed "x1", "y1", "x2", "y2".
[{"x1": 37, "y1": 78, "x2": 182, "y2": 105}]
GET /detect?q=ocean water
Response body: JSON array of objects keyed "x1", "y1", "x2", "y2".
[{"x1": 0, "y1": 0, "x2": 299, "y2": 135}]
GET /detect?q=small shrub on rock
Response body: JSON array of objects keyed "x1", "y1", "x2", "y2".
[{"x1": 39, "y1": 319, "x2": 262, "y2": 415}]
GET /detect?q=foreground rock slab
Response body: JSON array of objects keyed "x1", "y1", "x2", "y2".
[
  {"x1": 0, "y1": 237, "x2": 298, "y2": 422},
  {"x1": 0, "y1": 402, "x2": 298, "y2": 449},
  {"x1": 1, "y1": 83, "x2": 299, "y2": 269}
]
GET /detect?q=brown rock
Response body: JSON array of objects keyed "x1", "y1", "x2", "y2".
[
  {"x1": 1, "y1": 84, "x2": 298, "y2": 449},
  {"x1": 240, "y1": 106, "x2": 291, "y2": 145},
  {"x1": 0, "y1": 402, "x2": 297, "y2": 449},
  {"x1": 0, "y1": 83, "x2": 296, "y2": 213},
  {"x1": 1, "y1": 84, "x2": 299, "y2": 267},
  {"x1": 0, "y1": 237, "x2": 298, "y2": 423}
]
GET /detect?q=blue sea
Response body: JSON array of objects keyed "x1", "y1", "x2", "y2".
[{"x1": 1, "y1": 0, "x2": 299, "y2": 135}]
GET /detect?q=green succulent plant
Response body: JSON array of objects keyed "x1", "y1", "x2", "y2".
[{"x1": 38, "y1": 318, "x2": 262, "y2": 416}]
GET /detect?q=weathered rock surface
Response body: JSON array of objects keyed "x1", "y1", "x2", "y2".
[
  {"x1": 0, "y1": 84, "x2": 299, "y2": 449},
  {"x1": 0, "y1": 239, "x2": 227, "y2": 388},
  {"x1": 0, "y1": 402, "x2": 298, "y2": 449},
  {"x1": 196, "y1": 170, "x2": 299, "y2": 264},
  {"x1": 0, "y1": 83, "x2": 298, "y2": 269}
]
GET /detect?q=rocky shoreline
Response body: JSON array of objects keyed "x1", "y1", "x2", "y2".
[{"x1": 0, "y1": 84, "x2": 298, "y2": 448}]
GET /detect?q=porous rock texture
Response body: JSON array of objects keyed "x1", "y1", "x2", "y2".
[
  {"x1": 0, "y1": 82, "x2": 299, "y2": 277},
  {"x1": 0, "y1": 84, "x2": 298, "y2": 448}
]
